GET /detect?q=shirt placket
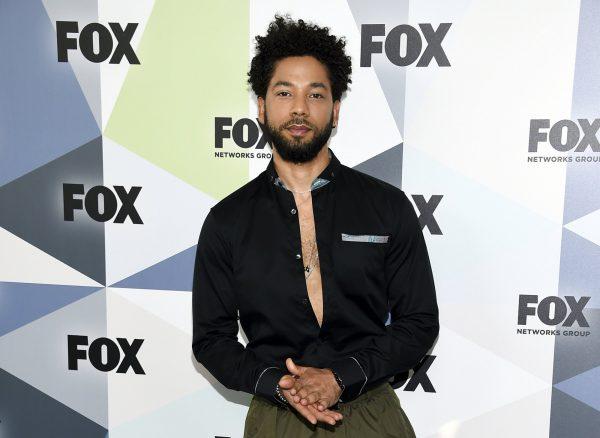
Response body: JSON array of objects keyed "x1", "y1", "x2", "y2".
[{"x1": 278, "y1": 183, "x2": 329, "y2": 340}]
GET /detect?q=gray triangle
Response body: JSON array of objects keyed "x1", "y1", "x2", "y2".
[
  {"x1": 353, "y1": 143, "x2": 403, "y2": 189},
  {"x1": 347, "y1": 0, "x2": 409, "y2": 135},
  {"x1": 550, "y1": 388, "x2": 600, "y2": 438},
  {"x1": 41, "y1": 0, "x2": 102, "y2": 129},
  {"x1": 0, "y1": 367, "x2": 107, "y2": 437},
  {"x1": 553, "y1": 308, "x2": 600, "y2": 384},
  {"x1": 0, "y1": 137, "x2": 105, "y2": 284}
]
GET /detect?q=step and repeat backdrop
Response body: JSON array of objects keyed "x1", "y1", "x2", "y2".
[{"x1": 1, "y1": 0, "x2": 599, "y2": 437}]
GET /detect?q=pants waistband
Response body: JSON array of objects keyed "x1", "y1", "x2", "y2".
[{"x1": 333, "y1": 381, "x2": 391, "y2": 410}]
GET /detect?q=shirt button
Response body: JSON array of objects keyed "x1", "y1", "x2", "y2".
[
  {"x1": 295, "y1": 253, "x2": 302, "y2": 259},
  {"x1": 302, "y1": 298, "x2": 309, "y2": 306},
  {"x1": 290, "y1": 208, "x2": 297, "y2": 215}
]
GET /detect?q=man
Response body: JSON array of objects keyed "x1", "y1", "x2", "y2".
[{"x1": 192, "y1": 14, "x2": 439, "y2": 437}]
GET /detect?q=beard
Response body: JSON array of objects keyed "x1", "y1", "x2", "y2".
[{"x1": 262, "y1": 108, "x2": 334, "y2": 164}]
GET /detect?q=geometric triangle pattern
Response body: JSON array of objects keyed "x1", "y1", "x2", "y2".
[
  {"x1": 0, "y1": 289, "x2": 109, "y2": 428},
  {"x1": 0, "y1": 226, "x2": 103, "y2": 287},
  {"x1": 564, "y1": 207, "x2": 600, "y2": 249},
  {"x1": 106, "y1": 288, "x2": 206, "y2": 428},
  {"x1": 558, "y1": 228, "x2": 600, "y2": 309},
  {"x1": 0, "y1": 367, "x2": 108, "y2": 438},
  {"x1": 554, "y1": 365, "x2": 600, "y2": 412},
  {"x1": 550, "y1": 0, "x2": 600, "y2": 431},
  {"x1": 347, "y1": 0, "x2": 409, "y2": 135},
  {"x1": 549, "y1": 388, "x2": 600, "y2": 438},
  {"x1": 552, "y1": 308, "x2": 600, "y2": 384},
  {"x1": 1, "y1": 0, "x2": 599, "y2": 436},
  {"x1": 41, "y1": 0, "x2": 103, "y2": 129},
  {"x1": 110, "y1": 245, "x2": 196, "y2": 291},
  {"x1": 0, "y1": 282, "x2": 103, "y2": 337},
  {"x1": 354, "y1": 143, "x2": 404, "y2": 189},
  {"x1": 425, "y1": 389, "x2": 552, "y2": 438},
  {"x1": 102, "y1": 137, "x2": 214, "y2": 286},
  {"x1": 0, "y1": 137, "x2": 106, "y2": 285},
  {"x1": 0, "y1": 0, "x2": 101, "y2": 187}
]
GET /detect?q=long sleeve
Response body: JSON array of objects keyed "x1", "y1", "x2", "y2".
[
  {"x1": 329, "y1": 191, "x2": 439, "y2": 402},
  {"x1": 192, "y1": 208, "x2": 288, "y2": 404}
]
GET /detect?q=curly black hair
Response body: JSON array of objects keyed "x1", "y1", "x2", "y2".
[{"x1": 247, "y1": 14, "x2": 352, "y2": 102}]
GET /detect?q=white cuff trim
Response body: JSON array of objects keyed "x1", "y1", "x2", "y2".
[
  {"x1": 350, "y1": 356, "x2": 368, "y2": 396},
  {"x1": 254, "y1": 366, "x2": 278, "y2": 393}
]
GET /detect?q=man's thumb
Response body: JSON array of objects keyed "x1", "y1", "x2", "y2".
[
  {"x1": 278, "y1": 374, "x2": 295, "y2": 389},
  {"x1": 286, "y1": 357, "x2": 302, "y2": 375}
]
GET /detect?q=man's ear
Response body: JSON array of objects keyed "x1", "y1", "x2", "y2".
[
  {"x1": 257, "y1": 96, "x2": 265, "y2": 125},
  {"x1": 332, "y1": 99, "x2": 341, "y2": 128}
]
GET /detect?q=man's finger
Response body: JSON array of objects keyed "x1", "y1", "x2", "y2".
[
  {"x1": 300, "y1": 390, "x2": 320, "y2": 406},
  {"x1": 297, "y1": 387, "x2": 309, "y2": 400},
  {"x1": 306, "y1": 404, "x2": 340, "y2": 425},
  {"x1": 305, "y1": 392, "x2": 320, "y2": 405},
  {"x1": 286, "y1": 357, "x2": 304, "y2": 376},
  {"x1": 313, "y1": 404, "x2": 343, "y2": 421},
  {"x1": 296, "y1": 404, "x2": 317, "y2": 425},
  {"x1": 284, "y1": 389, "x2": 341, "y2": 426},
  {"x1": 278, "y1": 374, "x2": 295, "y2": 389}
]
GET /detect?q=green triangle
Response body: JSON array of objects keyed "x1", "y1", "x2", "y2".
[{"x1": 105, "y1": 0, "x2": 250, "y2": 200}]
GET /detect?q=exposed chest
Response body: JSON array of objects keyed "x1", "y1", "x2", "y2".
[{"x1": 296, "y1": 194, "x2": 324, "y2": 327}]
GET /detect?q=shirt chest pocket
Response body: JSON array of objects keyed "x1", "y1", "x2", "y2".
[{"x1": 334, "y1": 232, "x2": 390, "y2": 286}]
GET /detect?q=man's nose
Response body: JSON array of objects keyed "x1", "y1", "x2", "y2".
[{"x1": 291, "y1": 94, "x2": 309, "y2": 117}]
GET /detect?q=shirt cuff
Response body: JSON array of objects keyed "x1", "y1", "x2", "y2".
[
  {"x1": 254, "y1": 367, "x2": 289, "y2": 406},
  {"x1": 328, "y1": 356, "x2": 368, "y2": 403}
]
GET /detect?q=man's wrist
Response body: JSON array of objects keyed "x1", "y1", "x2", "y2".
[
  {"x1": 327, "y1": 368, "x2": 345, "y2": 401},
  {"x1": 255, "y1": 367, "x2": 289, "y2": 406},
  {"x1": 328, "y1": 356, "x2": 367, "y2": 403},
  {"x1": 274, "y1": 383, "x2": 290, "y2": 406}
]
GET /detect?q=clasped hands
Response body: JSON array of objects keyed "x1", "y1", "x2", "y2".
[{"x1": 277, "y1": 357, "x2": 344, "y2": 426}]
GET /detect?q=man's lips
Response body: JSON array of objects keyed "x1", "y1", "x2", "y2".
[{"x1": 287, "y1": 125, "x2": 311, "y2": 136}]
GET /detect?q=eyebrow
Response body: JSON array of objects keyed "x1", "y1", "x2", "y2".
[{"x1": 272, "y1": 81, "x2": 329, "y2": 90}]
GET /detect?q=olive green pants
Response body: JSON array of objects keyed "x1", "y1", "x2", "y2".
[{"x1": 243, "y1": 382, "x2": 416, "y2": 437}]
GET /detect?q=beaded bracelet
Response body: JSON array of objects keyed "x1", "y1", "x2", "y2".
[
  {"x1": 330, "y1": 369, "x2": 345, "y2": 402},
  {"x1": 274, "y1": 383, "x2": 289, "y2": 406}
]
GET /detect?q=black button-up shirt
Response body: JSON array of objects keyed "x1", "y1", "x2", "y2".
[{"x1": 192, "y1": 147, "x2": 439, "y2": 407}]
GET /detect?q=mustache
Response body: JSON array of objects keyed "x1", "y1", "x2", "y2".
[{"x1": 282, "y1": 118, "x2": 314, "y2": 129}]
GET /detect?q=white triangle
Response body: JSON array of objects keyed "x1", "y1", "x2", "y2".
[
  {"x1": 564, "y1": 208, "x2": 600, "y2": 247},
  {"x1": 426, "y1": 388, "x2": 551, "y2": 438},
  {"x1": 115, "y1": 287, "x2": 249, "y2": 345},
  {"x1": 114, "y1": 287, "x2": 192, "y2": 335},
  {"x1": 248, "y1": 0, "x2": 402, "y2": 178},
  {"x1": 401, "y1": 325, "x2": 550, "y2": 438},
  {"x1": 0, "y1": 226, "x2": 102, "y2": 287},
  {"x1": 106, "y1": 289, "x2": 209, "y2": 428},
  {"x1": 0, "y1": 289, "x2": 109, "y2": 427},
  {"x1": 402, "y1": 144, "x2": 561, "y2": 383},
  {"x1": 102, "y1": 137, "x2": 216, "y2": 286},
  {"x1": 403, "y1": 1, "x2": 580, "y2": 224},
  {"x1": 99, "y1": 0, "x2": 156, "y2": 131}
]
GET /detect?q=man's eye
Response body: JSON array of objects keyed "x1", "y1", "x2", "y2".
[
  {"x1": 310, "y1": 93, "x2": 324, "y2": 99},
  {"x1": 277, "y1": 91, "x2": 291, "y2": 96}
]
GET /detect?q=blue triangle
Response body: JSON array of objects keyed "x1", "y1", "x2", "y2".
[
  {"x1": 559, "y1": 228, "x2": 600, "y2": 307},
  {"x1": 554, "y1": 366, "x2": 600, "y2": 412},
  {"x1": 110, "y1": 245, "x2": 196, "y2": 291},
  {"x1": 563, "y1": 164, "x2": 600, "y2": 224},
  {"x1": 0, "y1": 0, "x2": 100, "y2": 187},
  {"x1": 0, "y1": 282, "x2": 103, "y2": 337}
]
